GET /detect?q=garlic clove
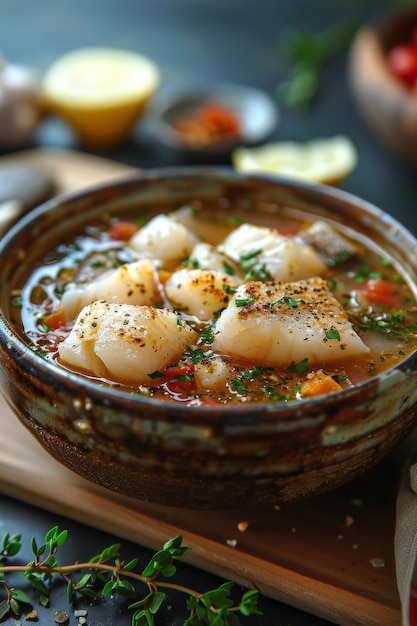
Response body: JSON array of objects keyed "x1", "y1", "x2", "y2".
[{"x1": 0, "y1": 59, "x2": 43, "y2": 149}]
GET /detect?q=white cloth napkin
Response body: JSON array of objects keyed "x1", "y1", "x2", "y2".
[{"x1": 395, "y1": 447, "x2": 417, "y2": 626}]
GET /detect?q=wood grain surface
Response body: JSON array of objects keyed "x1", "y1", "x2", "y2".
[{"x1": 0, "y1": 148, "x2": 405, "y2": 626}]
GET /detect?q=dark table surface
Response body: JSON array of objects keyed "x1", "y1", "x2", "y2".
[{"x1": 1, "y1": 1, "x2": 417, "y2": 625}]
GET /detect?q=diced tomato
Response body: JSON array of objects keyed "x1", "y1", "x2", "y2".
[
  {"x1": 164, "y1": 364, "x2": 196, "y2": 396},
  {"x1": 387, "y1": 44, "x2": 417, "y2": 86},
  {"x1": 109, "y1": 221, "x2": 139, "y2": 241},
  {"x1": 360, "y1": 278, "x2": 401, "y2": 306},
  {"x1": 278, "y1": 221, "x2": 300, "y2": 236}
]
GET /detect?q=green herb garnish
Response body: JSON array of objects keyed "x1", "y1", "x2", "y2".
[
  {"x1": 325, "y1": 327, "x2": 340, "y2": 341},
  {"x1": 0, "y1": 527, "x2": 260, "y2": 625},
  {"x1": 271, "y1": 296, "x2": 300, "y2": 308},
  {"x1": 229, "y1": 378, "x2": 251, "y2": 394},
  {"x1": 286, "y1": 357, "x2": 309, "y2": 373},
  {"x1": 235, "y1": 297, "x2": 255, "y2": 307},
  {"x1": 349, "y1": 309, "x2": 415, "y2": 340},
  {"x1": 148, "y1": 370, "x2": 164, "y2": 380},
  {"x1": 222, "y1": 284, "x2": 237, "y2": 295},
  {"x1": 277, "y1": 18, "x2": 359, "y2": 111}
]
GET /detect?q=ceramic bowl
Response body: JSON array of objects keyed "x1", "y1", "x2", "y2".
[
  {"x1": 1, "y1": 168, "x2": 417, "y2": 510},
  {"x1": 150, "y1": 83, "x2": 279, "y2": 160},
  {"x1": 349, "y1": 5, "x2": 417, "y2": 167}
]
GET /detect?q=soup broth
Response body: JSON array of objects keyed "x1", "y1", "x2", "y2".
[{"x1": 13, "y1": 197, "x2": 417, "y2": 405}]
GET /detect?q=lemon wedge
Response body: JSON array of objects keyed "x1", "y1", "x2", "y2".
[
  {"x1": 42, "y1": 47, "x2": 160, "y2": 149},
  {"x1": 232, "y1": 135, "x2": 358, "y2": 185}
]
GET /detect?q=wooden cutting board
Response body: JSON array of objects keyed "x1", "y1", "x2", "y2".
[{"x1": 0, "y1": 148, "x2": 406, "y2": 626}]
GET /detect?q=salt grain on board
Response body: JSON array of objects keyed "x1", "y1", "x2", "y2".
[{"x1": 370, "y1": 558, "x2": 386, "y2": 568}]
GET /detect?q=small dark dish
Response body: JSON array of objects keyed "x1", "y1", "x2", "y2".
[
  {"x1": 349, "y1": 5, "x2": 417, "y2": 167},
  {"x1": 150, "y1": 83, "x2": 279, "y2": 160},
  {"x1": 0, "y1": 168, "x2": 417, "y2": 509}
]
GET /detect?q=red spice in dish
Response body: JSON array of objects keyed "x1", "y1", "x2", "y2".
[{"x1": 172, "y1": 101, "x2": 241, "y2": 148}]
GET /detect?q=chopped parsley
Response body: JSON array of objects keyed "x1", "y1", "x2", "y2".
[
  {"x1": 271, "y1": 296, "x2": 300, "y2": 308},
  {"x1": 229, "y1": 378, "x2": 250, "y2": 395},
  {"x1": 349, "y1": 308, "x2": 416, "y2": 340},
  {"x1": 352, "y1": 264, "x2": 385, "y2": 284},
  {"x1": 148, "y1": 370, "x2": 164, "y2": 380},
  {"x1": 199, "y1": 326, "x2": 214, "y2": 345},
  {"x1": 334, "y1": 250, "x2": 353, "y2": 265},
  {"x1": 239, "y1": 248, "x2": 262, "y2": 270},
  {"x1": 243, "y1": 264, "x2": 272, "y2": 283},
  {"x1": 222, "y1": 261, "x2": 236, "y2": 276},
  {"x1": 235, "y1": 297, "x2": 255, "y2": 307},
  {"x1": 286, "y1": 358, "x2": 309, "y2": 373},
  {"x1": 325, "y1": 327, "x2": 341, "y2": 341},
  {"x1": 190, "y1": 348, "x2": 209, "y2": 364}
]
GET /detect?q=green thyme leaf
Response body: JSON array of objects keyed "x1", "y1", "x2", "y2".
[{"x1": 0, "y1": 526, "x2": 261, "y2": 624}]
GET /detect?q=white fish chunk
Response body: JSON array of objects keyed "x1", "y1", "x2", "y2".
[
  {"x1": 165, "y1": 268, "x2": 236, "y2": 321},
  {"x1": 298, "y1": 220, "x2": 362, "y2": 265},
  {"x1": 189, "y1": 242, "x2": 240, "y2": 281},
  {"x1": 213, "y1": 277, "x2": 369, "y2": 365},
  {"x1": 61, "y1": 259, "x2": 160, "y2": 322},
  {"x1": 219, "y1": 223, "x2": 327, "y2": 282},
  {"x1": 58, "y1": 300, "x2": 198, "y2": 383},
  {"x1": 194, "y1": 356, "x2": 233, "y2": 393},
  {"x1": 129, "y1": 214, "x2": 199, "y2": 263}
]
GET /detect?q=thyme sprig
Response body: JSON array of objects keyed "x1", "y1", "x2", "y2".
[{"x1": 0, "y1": 527, "x2": 261, "y2": 625}]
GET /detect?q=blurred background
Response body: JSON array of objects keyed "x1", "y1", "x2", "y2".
[{"x1": 0, "y1": 0, "x2": 416, "y2": 230}]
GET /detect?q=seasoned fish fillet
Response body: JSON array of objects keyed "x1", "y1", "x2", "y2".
[
  {"x1": 165, "y1": 268, "x2": 236, "y2": 321},
  {"x1": 58, "y1": 300, "x2": 197, "y2": 383},
  {"x1": 188, "y1": 242, "x2": 241, "y2": 281},
  {"x1": 213, "y1": 277, "x2": 369, "y2": 365},
  {"x1": 219, "y1": 223, "x2": 327, "y2": 282},
  {"x1": 61, "y1": 259, "x2": 159, "y2": 321},
  {"x1": 129, "y1": 213, "x2": 199, "y2": 263}
]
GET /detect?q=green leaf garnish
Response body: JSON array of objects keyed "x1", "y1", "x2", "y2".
[
  {"x1": 286, "y1": 357, "x2": 309, "y2": 373},
  {"x1": 0, "y1": 528, "x2": 260, "y2": 624},
  {"x1": 325, "y1": 327, "x2": 340, "y2": 341},
  {"x1": 148, "y1": 370, "x2": 164, "y2": 380},
  {"x1": 235, "y1": 297, "x2": 255, "y2": 307},
  {"x1": 271, "y1": 296, "x2": 300, "y2": 308}
]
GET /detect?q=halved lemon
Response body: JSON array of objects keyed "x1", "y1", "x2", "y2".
[
  {"x1": 42, "y1": 47, "x2": 160, "y2": 149},
  {"x1": 232, "y1": 135, "x2": 358, "y2": 185}
]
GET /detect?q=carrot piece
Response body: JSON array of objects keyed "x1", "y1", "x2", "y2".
[
  {"x1": 300, "y1": 370, "x2": 342, "y2": 398},
  {"x1": 43, "y1": 306, "x2": 66, "y2": 331}
]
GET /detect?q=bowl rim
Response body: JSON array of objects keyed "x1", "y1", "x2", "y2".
[{"x1": 1, "y1": 165, "x2": 416, "y2": 416}]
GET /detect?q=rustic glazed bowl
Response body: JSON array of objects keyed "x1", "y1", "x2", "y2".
[
  {"x1": 1, "y1": 168, "x2": 417, "y2": 509},
  {"x1": 349, "y1": 5, "x2": 417, "y2": 167}
]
